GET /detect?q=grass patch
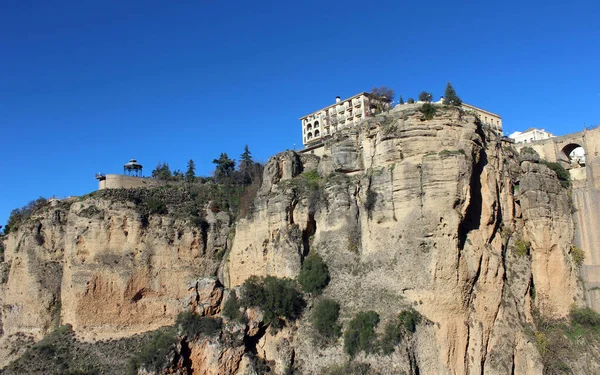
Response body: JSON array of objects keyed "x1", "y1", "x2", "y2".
[
  {"x1": 439, "y1": 149, "x2": 466, "y2": 157},
  {"x1": 514, "y1": 239, "x2": 531, "y2": 257},
  {"x1": 570, "y1": 246, "x2": 585, "y2": 268}
]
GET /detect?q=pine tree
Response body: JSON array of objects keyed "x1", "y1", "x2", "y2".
[
  {"x1": 213, "y1": 153, "x2": 235, "y2": 183},
  {"x1": 240, "y1": 145, "x2": 253, "y2": 167},
  {"x1": 399, "y1": 96, "x2": 404, "y2": 105},
  {"x1": 239, "y1": 146, "x2": 254, "y2": 185},
  {"x1": 185, "y1": 159, "x2": 196, "y2": 183},
  {"x1": 443, "y1": 82, "x2": 462, "y2": 106}
]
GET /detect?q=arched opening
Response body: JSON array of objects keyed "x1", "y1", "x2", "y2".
[
  {"x1": 306, "y1": 123, "x2": 312, "y2": 132},
  {"x1": 307, "y1": 132, "x2": 313, "y2": 140},
  {"x1": 314, "y1": 121, "x2": 319, "y2": 128},
  {"x1": 561, "y1": 143, "x2": 586, "y2": 167},
  {"x1": 314, "y1": 129, "x2": 320, "y2": 137}
]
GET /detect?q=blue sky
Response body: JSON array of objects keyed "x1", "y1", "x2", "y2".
[{"x1": 1, "y1": 0, "x2": 599, "y2": 227}]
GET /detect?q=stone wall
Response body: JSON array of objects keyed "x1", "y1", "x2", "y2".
[{"x1": 98, "y1": 175, "x2": 165, "y2": 190}]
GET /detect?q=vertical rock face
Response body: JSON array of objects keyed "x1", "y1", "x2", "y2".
[
  {"x1": 0, "y1": 105, "x2": 586, "y2": 374},
  {"x1": 0, "y1": 199, "x2": 230, "y2": 366}
]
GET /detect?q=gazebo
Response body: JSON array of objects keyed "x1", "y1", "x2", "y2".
[{"x1": 123, "y1": 158, "x2": 143, "y2": 177}]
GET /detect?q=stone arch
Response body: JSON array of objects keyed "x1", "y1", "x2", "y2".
[
  {"x1": 307, "y1": 132, "x2": 313, "y2": 140},
  {"x1": 314, "y1": 121, "x2": 319, "y2": 128},
  {"x1": 561, "y1": 143, "x2": 586, "y2": 166},
  {"x1": 314, "y1": 129, "x2": 320, "y2": 137},
  {"x1": 306, "y1": 123, "x2": 312, "y2": 131}
]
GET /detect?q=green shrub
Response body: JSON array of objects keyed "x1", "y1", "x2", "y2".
[
  {"x1": 419, "y1": 103, "x2": 437, "y2": 120},
  {"x1": 570, "y1": 306, "x2": 600, "y2": 327},
  {"x1": 176, "y1": 311, "x2": 222, "y2": 339},
  {"x1": 514, "y1": 239, "x2": 531, "y2": 257},
  {"x1": 127, "y1": 327, "x2": 177, "y2": 375},
  {"x1": 222, "y1": 291, "x2": 242, "y2": 321},
  {"x1": 540, "y1": 160, "x2": 571, "y2": 188},
  {"x1": 298, "y1": 253, "x2": 330, "y2": 294},
  {"x1": 343, "y1": 311, "x2": 380, "y2": 357},
  {"x1": 146, "y1": 197, "x2": 168, "y2": 215},
  {"x1": 570, "y1": 246, "x2": 585, "y2": 267},
  {"x1": 240, "y1": 276, "x2": 305, "y2": 329},
  {"x1": 302, "y1": 169, "x2": 321, "y2": 182},
  {"x1": 380, "y1": 309, "x2": 422, "y2": 354},
  {"x1": 312, "y1": 298, "x2": 342, "y2": 342}
]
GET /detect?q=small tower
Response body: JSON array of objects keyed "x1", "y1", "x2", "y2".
[{"x1": 123, "y1": 158, "x2": 143, "y2": 177}]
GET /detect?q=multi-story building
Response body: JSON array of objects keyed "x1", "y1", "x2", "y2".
[
  {"x1": 460, "y1": 103, "x2": 503, "y2": 133},
  {"x1": 299, "y1": 92, "x2": 388, "y2": 146},
  {"x1": 300, "y1": 93, "x2": 503, "y2": 147},
  {"x1": 508, "y1": 128, "x2": 555, "y2": 144}
]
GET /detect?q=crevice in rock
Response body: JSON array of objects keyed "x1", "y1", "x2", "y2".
[
  {"x1": 301, "y1": 213, "x2": 316, "y2": 261},
  {"x1": 417, "y1": 164, "x2": 424, "y2": 218},
  {"x1": 389, "y1": 165, "x2": 398, "y2": 221},
  {"x1": 178, "y1": 338, "x2": 193, "y2": 374},
  {"x1": 458, "y1": 148, "x2": 487, "y2": 250},
  {"x1": 408, "y1": 343, "x2": 420, "y2": 375},
  {"x1": 243, "y1": 323, "x2": 268, "y2": 355},
  {"x1": 488, "y1": 181, "x2": 503, "y2": 244}
]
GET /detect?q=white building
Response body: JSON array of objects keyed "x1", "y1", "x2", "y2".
[
  {"x1": 299, "y1": 93, "x2": 388, "y2": 146},
  {"x1": 508, "y1": 128, "x2": 555, "y2": 144}
]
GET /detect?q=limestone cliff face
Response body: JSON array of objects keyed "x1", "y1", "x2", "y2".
[
  {"x1": 0, "y1": 105, "x2": 586, "y2": 374},
  {"x1": 0, "y1": 197, "x2": 230, "y2": 366}
]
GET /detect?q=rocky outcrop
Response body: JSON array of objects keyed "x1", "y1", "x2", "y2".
[{"x1": 0, "y1": 104, "x2": 587, "y2": 374}]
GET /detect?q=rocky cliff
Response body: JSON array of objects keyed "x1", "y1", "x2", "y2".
[{"x1": 0, "y1": 104, "x2": 593, "y2": 374}]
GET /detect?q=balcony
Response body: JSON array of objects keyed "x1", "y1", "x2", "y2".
[
  {"x1": 354, "y1": 100, "x2": 362, "y2": 107},
  {"x1": 336, "y1": 106, "x2": 345, "y2": 113}
]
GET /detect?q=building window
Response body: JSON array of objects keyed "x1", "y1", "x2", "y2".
[
  {"x1": 314, "y1": 121, "x2": 319, "y2": 128},
  {"x1": 315, "y1": 129, "x2": 320, "y2": 137},
  {"x1": 307, "y1": 132, "x2": 313, "y2": 140}
]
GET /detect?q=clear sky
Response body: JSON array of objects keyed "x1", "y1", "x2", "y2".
[{"x1": 1, "y1": 0, "x2": 599, "y2": 227}]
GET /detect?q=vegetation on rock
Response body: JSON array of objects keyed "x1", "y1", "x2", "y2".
[
  {"x1": 298, "y1": 252, "x2": 330, "y2": 294},
  {"x1": 176, "y1": 311, "x2": 222, "y2": 339},
  {"x1": 380, "y1": 309, "x2": 422, "y2": 354},
  {"x1": 222, "y1": 290, "x2": 243, "y2": 321},
  {"x1": 343, "y1": 311, "x2": 380, "y2": 357},
  {"x1": 240, "y1": 276, "x2": 305, "y2": 329},
  {"x1": 419, "y1": 102, "x2": 437, "y2": 120},
  {"x1": 418, "y1": 91, "x2": 433, "y2": 102},
  {"x1": 4, "y1": 197, "x2": 48, "y2": 234},
  {"x1": 443, "y1": 82, "x2": 462, "y2": 106},
  {"x1": 311, "y1": 298, "x2": 342, "y2": 343}
]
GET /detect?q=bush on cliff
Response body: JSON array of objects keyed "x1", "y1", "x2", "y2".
[
  {"x1": 222, "y1": 291, "x2": 243, "y2": 321},
  {"x1": 240, "y1": 276, "x2": 305, "y2": 329},
  {"x1": 298, "y1": 253, "x2": 330, "y2": 294},
  {"x1": 380, "y1": 309, "x2": 422, "y2": 354},
  {"x1": 4, "y1": 197, "x2": 48, "y2": 234},
  {"x1": 540, "y1": 160, "x2": 571, "y2": 188},
  {"x1": 419, "y1": 103, "x2": 437, "y2": 120},
  {"x1": 312, "y1": 298, "x2": 342, "y2": 343},
  {"x1": 176, "y1": 311, "x2": 222, "y2": 339},
  {"x1": 344, "y1": 311, "x2": 380, "y2": 357},
  {"x1": 127, "y1": 327, "x2": 177, "y2": 375}
]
